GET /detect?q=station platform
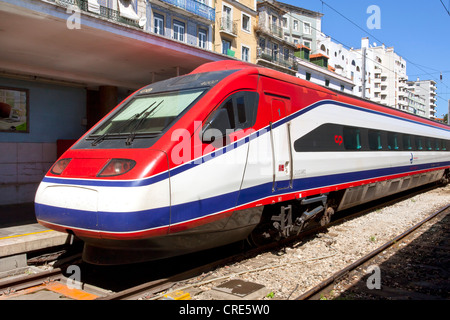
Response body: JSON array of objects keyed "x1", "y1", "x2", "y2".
[{"x1": 0, "y1": 203, "x2": 70, "y2": 274}]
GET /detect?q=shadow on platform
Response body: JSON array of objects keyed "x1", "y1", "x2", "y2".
[{"x1": 0, "y1": 203, "x2": 37, "y2": 228}]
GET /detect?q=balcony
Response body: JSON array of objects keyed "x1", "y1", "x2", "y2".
[
  {"x1": 257, "y1": 47, "x2": 296, "y2": 71},
  {"x1": 158, "y1": 0, "x2": 215, "y2": 22},
  {"x1": 220, "y1": 17, "x2": 237, "y2": 36},
  {"x1": 269, "y1": 23, "x2": 283, "y2": 38},
  {"x1": 52, "y1": 0, "x2": 139, "y2": 28},
  {"x1": 255, "y1": 22, "x2": 283, "y2": 39}
]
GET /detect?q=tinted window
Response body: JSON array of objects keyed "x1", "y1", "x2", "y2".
[
  {"x1": 294, "y1": 123, "x2": 345, "y2": 152},
  {"x1": 388, "y1": 132, "x2": 399, "y2": 150},
  {"x1": 343, "y1": 127, "x2": 361, "y2": 150},
  {"x1": 203, "y1": 91, "x2": 259, "y2": 138},
  {"x1": 403, "y1": 135, "x2": 412, "y2": 150},
  {"x1": 293, "y1": 123, "x2": 449, "y2": 153},
  {"x1": 369, "y1": 130, "x2": 383, "y2": 150}
]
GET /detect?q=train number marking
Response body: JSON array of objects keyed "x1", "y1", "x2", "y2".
[{"x1": 335, "y1": 135, "x2": 343, "y2": 146}]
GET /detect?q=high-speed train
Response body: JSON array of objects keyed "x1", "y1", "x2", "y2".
[{"x1": 35, "y1": 60, "x2": 450, "y2": 264}]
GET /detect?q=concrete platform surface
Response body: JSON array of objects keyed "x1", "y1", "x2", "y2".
[
  {"x1": 0, "y1": 203, "x2": 70, "y2": 258},
  {"x1": 0, "y1": 223, "x2": 70, "y2": 257}
]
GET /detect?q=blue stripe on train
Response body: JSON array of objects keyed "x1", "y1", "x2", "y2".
[{"x1": 36, "y1": 162, "x2": 449, "y2": 233}]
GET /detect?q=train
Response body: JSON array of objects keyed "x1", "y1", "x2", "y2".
[{"x1": 34, "y1": 60, "x2": 450, "y2": 265}]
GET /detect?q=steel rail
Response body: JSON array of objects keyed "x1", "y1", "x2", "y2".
[{"x1": 0, "y1": 268, "x2": 63, "y2": 297}]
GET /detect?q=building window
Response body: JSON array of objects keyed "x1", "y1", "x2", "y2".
[
  {"x1": 282, "y1": 17, "x2": 288, "y2": 28},
  {"x1": 242, "y1": 46, "x2": 250, "y2": 62},
  {"x1": 154, "y1": 13, "x2": 164, "y2": 36},
  {"x1": 325, "y1": 79, "x2": 330, "y2": 87},
  {"x1": 198, "y1": 28, "x2": 207, "y2": 49},
  {"x1": 272, "y1": 43, "x2": 278, "y2": 61},
  {"x1": 283, "y1": 48, "x2": 289, "y2": 61},
  {"x1": 242, "y1": 14, "x2": 250, "y2": 32},
  {"x1": 293, "y1": 20, "x2": 299, "y2": 31},
  {"x1": 223, "y1": 5, "x2": 232, "y2": 25},
  {"x1": 259, "y1": 38, "x2": 266, "y2": 50},
  {"x1": 306, "y1": 73, "x2": 311, "y2": 81},
  {"x1": 173, "y1": 20, "x2": 185, "y2": 42},
  {"x1": 222, "y1": 39, "x2": 232, "y2": 55},
  {"x1": 303, "y1": 22, "x2": 311, "y2": 35}
]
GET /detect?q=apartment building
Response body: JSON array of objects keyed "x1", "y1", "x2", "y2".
[
  {"x1": 277, "y1": 1, "x2": 323, "y2": 52},
  {"x1": 404, "y1": 83, "x2": 427, "y2": 117},
  {"x1": 255, "y1": 0, "x2": 297, "y2": 75},
  {"x1": 317, "y1": 34, "x2": 363, "y2": 97},
  {"x1": 214, "y1": 0, "x2": 258, "y2": 63},
  {"x1": 295, "y1": 51, "x2": 355, "y2": 94},
  {"x1": 351, "y1": 38, "x2": 407, "y2": 110},
  {"x1": 407, "y1": 79, "x2": 438, "y2": 119},
  {"x1": 148, "y1": 0, "x2": 215, "y2": 51}
]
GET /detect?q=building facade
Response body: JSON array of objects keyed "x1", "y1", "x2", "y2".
[
  {"x1": 255, "y1": 0, "x2": 297, "y2": 75},
  {"x1": 407, "y1": 79, "x2": 438, "y2": 119},
  {"x1": 295, "y1": 54, "x2": 355, "y2": 94},
  {"x1": 404, "y1": 82, "x2": 427, "y2": 117},
  {"x1": 353, "y1": 38, "x2": 408, "y2": 109},
  {"x1": 213, "y1": 0, "x2": 258, "y2": 63},
  {"x1": 148, "y1": 0, "x2": 216, "y2": 51},
  {"x1": 277, "y1": 1, "x2": 323, "y2": 52},
  {"x1": 317, "y1": 34, "x2": 363, "y2": 97}
]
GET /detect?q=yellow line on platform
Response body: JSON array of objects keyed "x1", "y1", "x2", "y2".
[{"x1": 0, "y1": 229, "x2": 53, "y2": 240}]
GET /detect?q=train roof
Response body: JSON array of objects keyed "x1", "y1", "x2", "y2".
[{"x1": 192, "y1": 61, "x2": 450, "y2": 131}]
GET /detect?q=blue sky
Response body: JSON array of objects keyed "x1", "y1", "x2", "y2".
[{"x1": 282, "y1": 0, "x2": 450, "y2": 118}]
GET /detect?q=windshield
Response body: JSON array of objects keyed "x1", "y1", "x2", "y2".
[{"x1": 90, "y1": 88, "x2": 205, "y2": 138}]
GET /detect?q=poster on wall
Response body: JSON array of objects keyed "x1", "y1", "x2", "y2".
[{"x1": 0, "y1": 86, "x2": 29, "y2": 133}]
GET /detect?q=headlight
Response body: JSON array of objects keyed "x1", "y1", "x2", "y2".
[
  {"x1": 97, "y1": 159, "x2": 136, "y2": 177},
  {"x1": 50, "y1": 158, "x2": 72, "y2": 175}
]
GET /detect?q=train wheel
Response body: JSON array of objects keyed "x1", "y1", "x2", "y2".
[
  {"x1": 246, "y1": 223, "x2": 277, "y2": 247},
  {"x1": 319, "y1": 207, "x2": 335, "y2": 227}
]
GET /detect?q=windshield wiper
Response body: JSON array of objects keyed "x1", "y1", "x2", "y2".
[
  {"x1": 90, "y1": 101, "x2": 159, "y2": 146},
  {"x1": 125, "y1": 100, "x2": 164, "y2": 146}
]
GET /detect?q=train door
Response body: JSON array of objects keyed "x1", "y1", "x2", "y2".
[{"x1": 270, "y1": 97, "x2": 293, "y2": 191}]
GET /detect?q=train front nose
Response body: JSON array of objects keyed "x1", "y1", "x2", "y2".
[{"x1": 35, "y1": 150, "x2": 172, "y2": 240}]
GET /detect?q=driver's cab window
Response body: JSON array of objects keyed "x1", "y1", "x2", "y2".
[{"x1": 202, "y1": 91, "x2": 258, "y2": 145}]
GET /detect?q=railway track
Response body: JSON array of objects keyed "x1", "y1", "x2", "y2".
[
  {"x1": 297, "y1": 203, "x2": 450, "y2": 300},
  {"x1": 0, "y1": 183, "x2": 448, "y2": 300}
]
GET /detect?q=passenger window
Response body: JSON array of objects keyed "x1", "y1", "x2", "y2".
[
  {"x1": 202, "y1": 91, "x2": 258, "y2": 143},
  {"x1": 368, "y1": 130, "x2": 383, "y2": 150},
  {"x1": 387, "y1": 132, "x2": 399, "y2": 150},
  {"x1": 434, "y1": 139, "x2": 440, "y2": 151},
  {"x1": 425, "y1": 138, "x2": 432, "y2": 151},
  {"x1": 343, "y1": 127, "x2": 361, "y2": 150},
  {"x1": 402, "y1": 135, "x2": 412, "y2": 150},
  {"x1": 415, "y1": 136, "x2": 423, "y2": 150},
  {"x1": 236, "y1": 96, "x2": 246, "y2": 124},
  {"x1": 441, "y1": 140, "x2": 447, "y2": 151}
]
